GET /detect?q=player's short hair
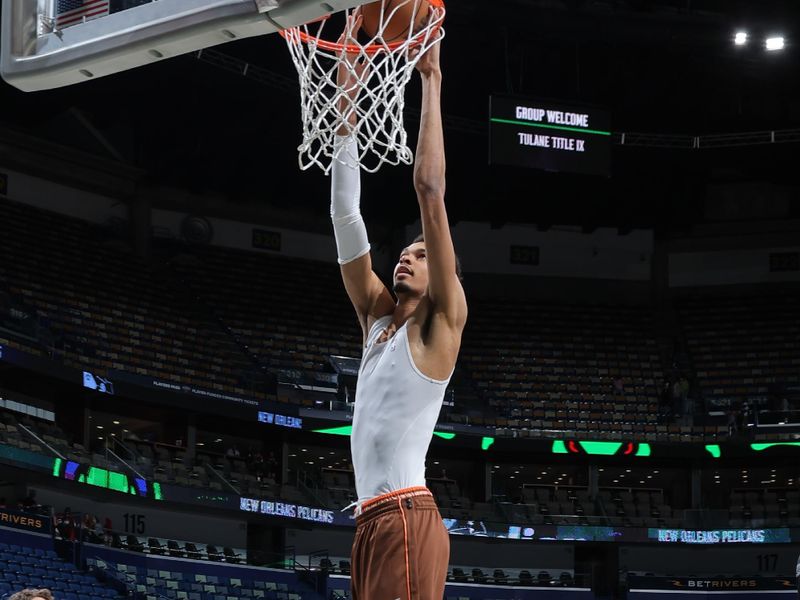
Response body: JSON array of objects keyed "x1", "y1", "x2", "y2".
[
  {"x1": 411, "y1": 233, "x2": 463, "y2": 282},
  {"x1": 9, "y1": 589, "x2": 54, "y2": 600}
]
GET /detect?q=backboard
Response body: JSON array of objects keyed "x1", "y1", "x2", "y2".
[{"x1": 1, "y1": 0, "x2": 368, "y2": 92}]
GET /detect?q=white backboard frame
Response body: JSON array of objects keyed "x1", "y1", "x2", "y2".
[{"x1": 1, "y1": 0, "x2": 366, "y2": 91}]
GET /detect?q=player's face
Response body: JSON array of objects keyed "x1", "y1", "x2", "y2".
[{"x1": 392, "y1": 242, "x2": 428, "y2": 296}]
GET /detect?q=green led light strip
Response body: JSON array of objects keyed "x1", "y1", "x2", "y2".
[
  {"x1": 636, "y1": 443, "x2": 651, "y2": 457},
  {"x1": 481, "y1": 437, "x2": 495, "y2": 451},
  {"x1": 312, "y1": 426, "x2": 352, "y2": 436},
  {"x1": 705, "y1": 444, "x2": 722, "y2": 458},
  {"x1": 313, "y1": 425, "x2": 455, "y2": 441},
  {"x1": 490, "y1": 117, "x2": 612, "y2": 137},
  {"x1": 551, "y1": 440, "x2": 650, "y2": 456},
  {"x1": 579, "y1": 441, "x2": 623, "y2": 455},
  {"x1": 751, "y1": 442, "x2": 800, "y2": 452},
  {"x1": 52, "y1": 457, "x2": 62, "y2": 477}
]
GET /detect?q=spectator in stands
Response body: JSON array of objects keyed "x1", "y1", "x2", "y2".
[
  {"x1": 265, "y1": 451, "x2": 278, "y2": 481},
  {"x1": 9, "y1": 589, "x2": 54, "y2": 600},
  {"x1": 92, "y1": 514, "x2": 105, "y2": 543},
  {"x1": 250, "y1": 452, "x2": 265, "y2": 481},
  {"x1": 55, "y1": 508, "x2": 75, "y2": 541},
  {"x1": 103, "y1": 516, "x2": 113, "y2": 545},
  {"x1": 226, "y1": 446, "x2": 240, "y2": 457},
  {"x1": 678, "y1": 376, "x2": 689, "y2": 400},
  {"x1": 82, "y1": 513, "x2": 92, "y2": 540},
  {"x1": 739, "y1": 401, "x2": 752, "y2": 435},
  {"x1": 727, "y1": 409, "x2": 738, "y2": 436},
  {"x1": 671, "y1": 379, "x2": 682, "y2": 416},
  {"x1": 659, "y1": 379, "x2": 672, "y2": 413},
  {"x1": 20, "y1": 491, "x2": 42, "y2": 514}
]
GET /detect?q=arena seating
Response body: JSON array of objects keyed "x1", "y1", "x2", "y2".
[
  {"x1": 678, "y1": 291, "x2": 800, "y2": 411},
  {"x1": 0, "y1": 198, "x2": 262, "y2": 401},
  {"x1": 0, "y1": 404, "x2": 316, "y2": 514},
  {"x1": 1, "y1": 198, "x2": 793, "y2": 444},
  {"x1": 0, "y1": 405, "x2": 95, "y2": 467},
  {"x1": 87, "y1": 556, "x2": 309, "y2": 600},
  {"x1": 0, "y1": 541, "x2": 122, "y2": 599},
  {"x1": 459, "y1": 298, "x2": 665, "y2": 436},
  {"x1": 164, "y1": 242, "x2": 362, "y2": 379},
  {"x1": 728, "y1": 488, "x2": 800, "y2": 528}
]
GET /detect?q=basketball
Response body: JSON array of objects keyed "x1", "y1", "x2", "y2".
[{"x1": 360, "y1": 0, "x2": 432, "y2": 42}]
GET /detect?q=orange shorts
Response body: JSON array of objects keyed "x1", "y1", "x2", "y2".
[{"x1": 351, "y1": 486, "x2": 450, "y2": 600}]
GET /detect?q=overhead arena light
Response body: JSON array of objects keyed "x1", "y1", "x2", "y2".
[
  {"x1": 765, "y1": 36, "x2": 785, "y2": 51},
  {"x1": 734, "y1": 31, "x2": 748, "y2": 46}
]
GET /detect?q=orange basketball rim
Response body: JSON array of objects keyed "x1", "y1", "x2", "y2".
[{"x1": 279, "y1": 0, "x2": 445, "y2": 55}]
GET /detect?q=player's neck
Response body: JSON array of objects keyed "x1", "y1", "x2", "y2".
[{"x1": 393, "y1": 295, "x2": 421, "y2": 325}]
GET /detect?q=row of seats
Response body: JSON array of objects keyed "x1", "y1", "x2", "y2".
[
  {"x1": 107, "y1": 534, "x2": 245, "y2": 564},
  {"x1": 678, "y1": 292, "x2": 800, "y2": 407},
  {"x1": 88, "y1": 558, "x2": 305, "y2": 600},
  {"x1": 0, "y1": 542, "x2": 121, "y2": 600},
  {"x1": 460, "y1": 298, "x2": 664, "y2": 432},
  {"x1": 449, "y1": 567, "x2": 574, "y2": 587},
  {"x1": 0, "y1": 198, "x2": 268, "y2": 402},
  {"x1": 729, "y1": 489, "x2": 800, "y2": 528}
]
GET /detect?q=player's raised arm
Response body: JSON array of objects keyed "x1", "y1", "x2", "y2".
[
  {"x1": 331, "y1": 11, "x2": 394, "y2": 342},
  {"x1": 413, "y1": 34, "x2": 467, "y2": 327}
]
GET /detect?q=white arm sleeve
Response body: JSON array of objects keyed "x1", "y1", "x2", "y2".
[{"x1": 331, "y1": 134, "x2": 370, "y2": 265}]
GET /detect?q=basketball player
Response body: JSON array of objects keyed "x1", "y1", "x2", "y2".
[{"x1": 330, "y1": 12, "x2": 466, "y2": 600}]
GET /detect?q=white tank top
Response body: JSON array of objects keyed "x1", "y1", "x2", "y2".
[{"x1": 350, "y1": 315, "x2": 453, "y2": 507}]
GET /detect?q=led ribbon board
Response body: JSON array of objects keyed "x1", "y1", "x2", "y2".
[
  {"x1": 313, "y1": 425, "x2": 456, "y2": 440},
  {"x1": 490, "y1": 96, "x2": 612, "y2": 176},
  {"x1": 52, "y1": 458, "x2": 162, "y2": 500},
  {"x1": 552, "y1": 440, "x2": 651, "y2": 456}
]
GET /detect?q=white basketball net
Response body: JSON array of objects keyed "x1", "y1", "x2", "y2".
[{"x1": 281, "y1": 1, "x2": 445, "y2": 173}]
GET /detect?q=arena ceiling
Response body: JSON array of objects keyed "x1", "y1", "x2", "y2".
[{"x1": 0, "y1": 0, "x2": 798, "y2": 233}]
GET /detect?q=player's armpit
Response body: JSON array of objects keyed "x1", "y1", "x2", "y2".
[{"x1": 340, "y1": 253, "x2": 395, "y2": 340}]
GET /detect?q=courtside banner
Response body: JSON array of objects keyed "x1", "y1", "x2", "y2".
[
  {"x1": 629, "y1": 576, "x2": 796, "y2": 592},
  {"x1": 0, "y1": 508, "x2": 50, "y2": 533}
]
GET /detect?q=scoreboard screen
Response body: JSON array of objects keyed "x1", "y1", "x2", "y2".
[{"x1": 489, "y1": 96, "x2": 612, "y2": 176}]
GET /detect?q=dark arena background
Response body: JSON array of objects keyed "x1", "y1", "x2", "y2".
[{"x1": 1, "y1": 0, "x2": 800, "y2": 599}]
